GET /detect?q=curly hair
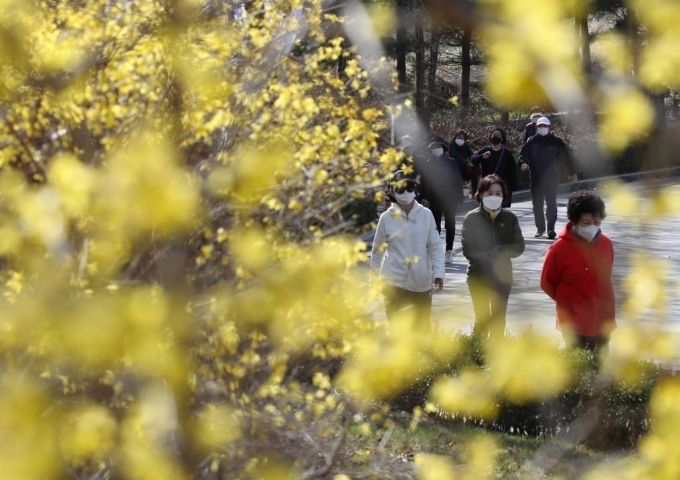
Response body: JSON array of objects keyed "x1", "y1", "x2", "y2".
[
  {"x1": 567, "y1": 190, "x2": 607, "y2": 223},
  {"x1": 474, "y1": 174, "x2": 508, "y2": 203}
]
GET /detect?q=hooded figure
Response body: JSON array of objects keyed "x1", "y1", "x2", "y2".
[{"x1": 412, "y1": 134, "x2": 465, "y2": 264}]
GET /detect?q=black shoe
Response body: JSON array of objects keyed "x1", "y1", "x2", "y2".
[
  {"x1": 547, "y1": 230, "x2": 557, "y2": 239},
  {"x1": 534, "y1": 230, "x2": 545, "y2": 238}
]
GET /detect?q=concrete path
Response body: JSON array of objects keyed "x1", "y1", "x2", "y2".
[{"x1": 371, "y1": 180, "x2": 680, "y2": 357}]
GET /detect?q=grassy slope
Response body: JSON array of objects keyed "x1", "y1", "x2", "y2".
[{"x1": 340, "y1": 412, "x2": 628, "y2": 479}]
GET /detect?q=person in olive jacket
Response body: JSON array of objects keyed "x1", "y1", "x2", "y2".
[
  {"x1": 540, "y1": 190, "x2": 615, "y2": 357},
  {"x1": 461, "y1": 175, "x2": 525, "y2": 339},
  {"x1": 470, "y1": 128, "x2": 518, "y2": 207}
]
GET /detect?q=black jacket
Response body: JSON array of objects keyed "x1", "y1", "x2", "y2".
[
  {"x1": 448, "y1": 141, "x2": 475, "y2": 162},
  {"x1": 461, "y1": 207, "x2": 525, "y2": 285},
  {"x1": 470, "y1": 146, "x2": 518, "y2": 192},
  {"x1": 413, "y1": 152, "x2": 464, "y2": 210},
  {"x1": 518, "y1": 133, "x2": 575, "y2": 186},
  {"x1": 523, "y1": 123, "x2": 536, "y2": 143}
]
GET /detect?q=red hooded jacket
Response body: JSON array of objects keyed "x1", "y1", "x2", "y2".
[{"x1": 540, "y1": 222, "x2": 616, "y2": 337}]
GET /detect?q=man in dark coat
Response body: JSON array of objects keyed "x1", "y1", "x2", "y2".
[
  {"x1": 413, "y1": 135, "x2": 465, "y2": 264},
  {"x1": 519, "y1": 117, "x2": 578, "y2": 239}
]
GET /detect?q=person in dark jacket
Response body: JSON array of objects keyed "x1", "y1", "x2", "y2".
[
  {"x1": 519, "y1": 117, "x2": 578, "y2": 239},
  {"x1": 523, "y1": 106, "x2": 544, "y2": 143},
  {"x1": 449, "y1": 128, "x2": 479, "y2": 199},
  {"x1": 461, "y1": 175, "x2": 525, "y2": 339},
  {"x1": 540, "y1": 190, "x2": 615, "y2": 357},
  {"x1": 413, "y1": 135, "x2": 465, "y2": 264},
  {"x1": 470, "y1": 128, "x2": 518, "y2": 207}
]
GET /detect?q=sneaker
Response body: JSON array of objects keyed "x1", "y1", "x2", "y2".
[
  {"x1": 547, "y1": 230, "x2": 557, "y2": 240},
  {"x1": 534, "y1": 230, "x2": 545, "y2": 238},
  {"x1": 445, "y1": 250, "x2": 453, "y2": 264}
]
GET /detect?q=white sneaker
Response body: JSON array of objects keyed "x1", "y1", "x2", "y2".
[{"x1": 445, "y1": 250, "x2": 453, "y2": 264}]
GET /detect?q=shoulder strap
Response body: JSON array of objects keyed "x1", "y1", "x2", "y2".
[{"x1": 494, "y1": 147, "x2": 506, "y2": 174}]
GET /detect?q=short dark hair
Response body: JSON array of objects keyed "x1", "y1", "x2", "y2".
[
  {"x1": 489, "y1": 127, "x2": 507, "y2": 145},
  {"x1": 567, "y1": 190, "x2": 607, "y2": 224},
  {"x1": 453, "y1": 129, "x2": 468, "y2": 140},
  {"x1": 475, "y1": 174, "x2": 508, "y2": 203},
  {"x1": 530, "y1": 106, "x2": 543, "y2": 114}
]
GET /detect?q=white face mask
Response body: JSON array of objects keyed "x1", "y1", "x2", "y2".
[
  {"x1": 537, "y1": 127, "x2": 550, "y2": 136},
  {"x1": 482, "y1": 195, "x2": 503, "y2": 211},
  {"x1": 576, "y1": 224, "x2": 600, "y2": 242},
  {"x1": 432, "y1": 148, "x2": 444, "y2": 156},
  {"x1": 455, "y1": 138, "x2": 465, "y2": 146},
  {"x1": 393, "y1": 190, "x2": 416, "y2": 206}
]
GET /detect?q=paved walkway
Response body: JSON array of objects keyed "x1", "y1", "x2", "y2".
[{"x1": 371, "y1": 180, "x2": 680, "y2": 356}]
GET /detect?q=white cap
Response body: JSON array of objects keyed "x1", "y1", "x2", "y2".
[{"x1": 536, "y1": 116, "x2": 551, "y2": 126}]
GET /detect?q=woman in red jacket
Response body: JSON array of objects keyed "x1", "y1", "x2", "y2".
[{"x1": 540, "y1": 190, "x2": 615, "y2": 354}]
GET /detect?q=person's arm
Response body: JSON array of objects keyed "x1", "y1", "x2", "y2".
[
  {"x1": 558, "y1": 137, "x2": 578, "y2": 180},
  {"x1": 464, "y1": 144, "x2": 475, "y2": 161},
  {"x1": 470, "y1": 147, "x2": 489, "y2": 165},
  {"x1": 540, "y1": 244, "x2": 560, "y2": 300},
  {"x1": 426, "y1": 212, "x2": 445, "y2": 289},
  {"x1": 447, "y1": 149, "x2": 468, "y2": 168},
  {"x1": 496, "y1": 216, "x2": 525, "y2": 258},
  {"x1": 413, "y1": 155, "x2": 431, "y2": 206},
  {"x1": 370, "y1": 213, "x2": 388, "y2": 275},
  {"x1": 506, "y1": 150, "x2": 518, "y2": 192},
  {"x1": 518, "y1": 139, "x2": 530, "y2": 171}
]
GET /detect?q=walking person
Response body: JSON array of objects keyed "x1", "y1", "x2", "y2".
[
  {"x1": 413, "y1": 135, "x2": 465, "y2": 264},
  {"x1": 519, "y1": 117, "x2": 578, "y2": 239},
  {"x1": 371, "y1": 170, "x2": 445, "y2": 324},
  {"x1": 470, "y1": 128, "x2": 518, "y2": 207},
  {"x1": 449, "y1": 129, "x2": 479, "y2": 199},
  {"x1": 523, "y1": 106, "x2": 544, "y2": 143},
  {"x1": 461, "y1": 175, "x2": 525, "y2": 339},
  {"x1": 540, "y1": 190, "x2": 615, "y2": 358}
]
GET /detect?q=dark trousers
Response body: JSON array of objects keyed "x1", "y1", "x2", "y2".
[
  {"x1": 431, "y1": 204, "x2": 457, "y2": 251},
  {"x1": 563, "y1": 333, "x2": 610, "y2": 357},
  {"x1": 383, "y1": 285, "x2": 432, "y2": 324},
  {"x1": 531, "y1": 181, "x2": 558, "y2": 233},
  {"x1": 503, "y1": 190, "x2": 513, "y2": 208},
  {"x1": 468, "y1": 278, "x2": 512, "y2": 339}
]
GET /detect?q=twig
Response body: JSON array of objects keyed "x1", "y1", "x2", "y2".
[{"x1": 302, "y1": 418, "x2": 350, "y2": 479}]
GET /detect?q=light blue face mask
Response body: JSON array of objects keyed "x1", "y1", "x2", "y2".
[
  {"x1": 394, "y1": 190, "x2": 415, "y2": 205},
  {"x1": 576, "y1": 224, "x2": 600, "y2": 242},
  {"x1": 482, "y1": 195, "x2": 503, "y2": 211}
]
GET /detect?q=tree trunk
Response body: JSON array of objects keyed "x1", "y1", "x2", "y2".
[
  {"x1": 338, "y1": 47, "x2": 348, "y2": 80},
  {"x1": 414, "y1": 7, "x2": 426, "y2": 122},
  {"x1": 500, "y1": 110, "x2": 509, "y2": 126},
  {"x1": 461, "y1": 25, "x2": 472, "y2": 118},
  {"x1": 627, "y1": 7, "x2": 640, "y2": 77},
  {"x1": 580, "y1": 15, "x2": 591, "y2": 74},
  {"x1": 427, "y1": 27, "x2": 439, "y2": 125},
  {"x1": 395, "y1": 0, "x2": 408, "y2": 93}
]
